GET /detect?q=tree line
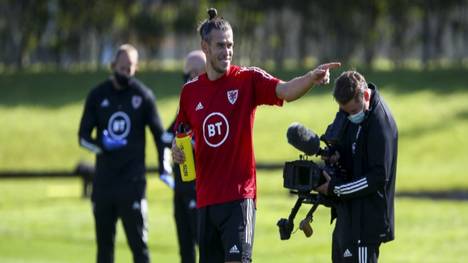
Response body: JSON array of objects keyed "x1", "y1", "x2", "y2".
[{"x1": 1, "y1": 0, "x2": 467, "y2": 70}]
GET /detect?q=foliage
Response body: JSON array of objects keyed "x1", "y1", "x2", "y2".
[{"x1": 1, "y1": 0, "x2": 468, "y2": 69}]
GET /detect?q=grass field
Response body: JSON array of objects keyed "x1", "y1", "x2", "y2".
[
  {"x1": 0, "y1": 174, "x2": 467, "y2": 263},
  {"x1": 1, "y1": 68, "x2": 468, "y2": 262},
  {"x1": 1, "y1": 68, "x2": 467, "y2": 190}
]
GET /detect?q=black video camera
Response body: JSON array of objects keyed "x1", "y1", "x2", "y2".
[
  {"x1": 277, "y1": 111, "x2": 347, "y2": 240},
  {"x1": 283, "y1": 158, "x2": 324, "y2": 193},
  {"x1": 282, "y1": 111, "x2": 347, "y2": 193}
]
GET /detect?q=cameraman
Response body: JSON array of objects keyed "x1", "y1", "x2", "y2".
[{"x1": 316, "y1": 71, "x2": 398, "y2": 263}]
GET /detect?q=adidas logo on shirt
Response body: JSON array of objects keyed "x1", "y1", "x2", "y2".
[
  {"x1": 188, "y1": 199, "x2": 197, "y2": 209},
  {"x1": 195, "y1": 102, "x2": 204, "y2": 111},
  {"x1": 343, "y1": 249, "x2": 352, "y2": 257},
  {"x1": 101, "y1": 99, "x2": 109, "y2": 107},
  {"x1": 132, "y1": 201, "x2": 140, "y2": 210},
  {"x1": 229, "y1": 245, "x2": 240, "y2": 254}
]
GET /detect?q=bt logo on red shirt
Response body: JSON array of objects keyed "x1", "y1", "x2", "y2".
[{"x1": 202, "y1": 112, "x2": 230, "y2": 147}]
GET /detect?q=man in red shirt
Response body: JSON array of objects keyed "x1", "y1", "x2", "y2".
[{"x1": 172, "y1": 8, "x2": 340, "y2": 263}]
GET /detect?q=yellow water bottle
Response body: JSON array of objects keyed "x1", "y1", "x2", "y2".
[{"x1": 175, "y1": 125, "x2": 196, "y2": 182}]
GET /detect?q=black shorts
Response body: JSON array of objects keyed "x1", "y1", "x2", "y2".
[
  {"x1": 332, "y1": 223, "x2": 380, "y2": 263},
  {"x1": 198, "y1": 198, "x2": 256, "y2": 263},
  {"x1": 331, "y1": 208, "x2": 382, "y2": 263},
  {"x1": 332, "y1": 242, "x2": 380, "y2": 263}
]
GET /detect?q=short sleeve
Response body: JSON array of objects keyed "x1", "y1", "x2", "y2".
[
  {"x1": 174, "y1": 88, "x2": 189, "y2": 133},
  {"x1": 250, "y1": 67, "x2": 283, "y2": 106}
]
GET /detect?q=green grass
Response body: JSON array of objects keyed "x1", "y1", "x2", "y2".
[
  {"x1": 0, "y1": 69, "x2": 468, "y2": 262},
  {"x1": 0, "y1": 173, "x2": 467, "y2": 262},
  {"x1": 1, "y1": 69, "x2": 468, "y2": 191}
]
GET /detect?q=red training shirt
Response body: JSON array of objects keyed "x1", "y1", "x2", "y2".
[{"x1": 176, "y1": 65, "x2": 283, "y2": 208}]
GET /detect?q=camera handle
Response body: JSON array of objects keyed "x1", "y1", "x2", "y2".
[
  {"x1": 277, "y1": 197, "x2": 304, "y2": 240},
  {"x1": 299, "y1": 196, "x2": 321, "y2": 238},
  {"x1": 278, "y1": 193, "x2": 323, "y2": 240},
  {"x1": 305, "y1": 194, "x2": 321, "y2": 218},
  {"x1": 288, "y1": 196, "x2": 305, "y2": 222}
]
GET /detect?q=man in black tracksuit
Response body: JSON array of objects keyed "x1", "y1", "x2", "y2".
[
  {"x1": 316, "y1": 71, "x2": 398, "y2": 263},
  {"x1": 78, "y1": 44, "x2": 169, "y2": 263}
]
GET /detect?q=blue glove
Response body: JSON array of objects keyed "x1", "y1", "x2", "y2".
[
  {"x1": 102, "y1": 130, "x2": 127, "y2": 151},
  {"x1": 159, "y1": 173, "x2": 175, "y2": 189}
]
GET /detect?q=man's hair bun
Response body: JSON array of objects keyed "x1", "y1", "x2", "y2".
[
  {"x1": 207, "y1": 8, "x2": 217, "y2": 20},
  {"x1": 198, "y1": 8, "x2": 231, "y2": 41}
]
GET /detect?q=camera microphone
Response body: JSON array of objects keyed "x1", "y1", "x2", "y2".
[{"x1": 286, "y1": 122, "x2": 321, "y2": 156}]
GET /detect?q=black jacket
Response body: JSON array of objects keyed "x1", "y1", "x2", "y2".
[
  {"x1": 78, "y1": 77, "x2": 166, "y2": 195},
  {"x1": 328, "y1": 84, "x2": 398, "y2": 244}
]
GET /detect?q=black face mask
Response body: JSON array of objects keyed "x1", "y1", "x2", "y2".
[
  {"x1": 114, "y1": 72, "x2": 132, "y2": 88},
  {"x1": 182, "y1": 73, "x2": 190, "y2": 84}
]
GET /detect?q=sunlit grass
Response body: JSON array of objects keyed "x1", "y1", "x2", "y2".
[
  {"x1": 1, "y1": 69, "x2": 468, "y2": 192},
  {"x1": 0, "y1": 69, "x2": 468, "y2": 262},
  {"x1": 0, "y1": 173, "x2": 467, "y2": 262}
]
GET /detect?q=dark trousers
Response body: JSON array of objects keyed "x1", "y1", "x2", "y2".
[
  {"x1": 331, "y1": 216, "x2": 380, "y2": 263},
  {"x1": 174, "y1": 191, "x2": 198, "y2": 263},
  {"x1": 93, "y1": 191, "x2": 150, "y2": 263}
]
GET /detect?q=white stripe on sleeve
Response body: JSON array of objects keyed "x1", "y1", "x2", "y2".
[
  {"x1": 80, "y1": 138, "x2": 102, "y2": 154},
  {"x1": 334, "y1": 178, "x2": 368, "y2": 196}
]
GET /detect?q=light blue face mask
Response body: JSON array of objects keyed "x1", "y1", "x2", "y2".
[{"x1": 348, "y1": 110, "x2": 365, "y2": 124}]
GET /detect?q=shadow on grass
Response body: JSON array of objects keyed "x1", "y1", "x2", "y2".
[
  {"x1": 0, "y1": 68, "x2": 467, "y2": 108},
  {"x1": 398, "y1": 107, "x2": 468, "y2": 139},
  {"x1": 455, "y1": 109, "x2": 468, "y2": 120},
  {"x1": 397, "y1": 190, "x2": 468, "y2": 201},
  {"x1": 0, "y1": 70, "x2": 184, "y2": 108},
  {"x1": 2, "y1": 167, "x2": 468, "y2": 202}
]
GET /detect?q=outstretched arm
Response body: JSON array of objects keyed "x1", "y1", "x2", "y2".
[{"x1": 276, "y1": 62, "x2": 341, "y2": 102}]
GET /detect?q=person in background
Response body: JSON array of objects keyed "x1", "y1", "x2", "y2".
[
  {"x1": 78, "y1": 43, "x2": 171, "y2": 263},
  {"x1": 162, "y1": 50, "x2": 206, "y2": 263}
]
